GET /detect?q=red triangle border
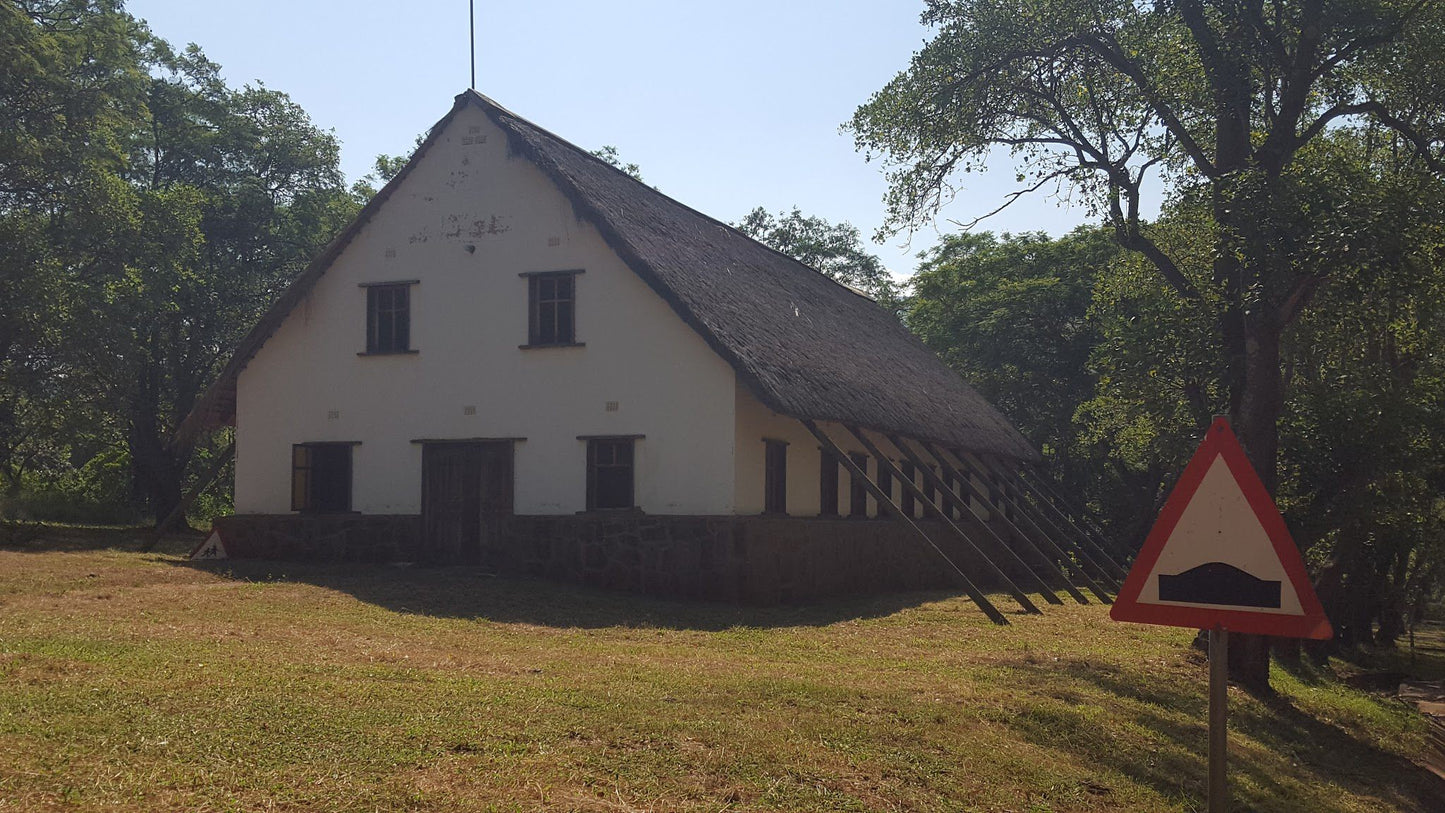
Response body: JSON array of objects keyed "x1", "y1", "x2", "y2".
[{"x1": 1109, "y1": 417, "x2": 1333, "y2": 640}]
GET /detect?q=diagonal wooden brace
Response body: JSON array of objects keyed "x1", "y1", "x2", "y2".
[
  {"x1": 844, "y1": 425, "x2": 1055, "y2": 611},
  {"x1": 1021, "y1": 462, "x2": 1131, "y2": 573},
  {"x1": 970, "y1": 452, "x2": 1126, "y2": 587},
  {"x1": 910, "y1": 439, "x2": 1095, "y2": 604},
  {"x1": 896, "y1": 436, "x2": 1110, "y2": 605},
  {"x1": 800, "y1": 420, "x2": 1011, "y2": 625}
]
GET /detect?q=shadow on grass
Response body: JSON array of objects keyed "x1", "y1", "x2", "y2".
[
  {"x1": 176, "y1": 555, "x2": 975, "y2": 632},
  {"x1": 0, "y1": 523, "x2": 200, "y2": 553},
  {"x1": 995, "y1": 658, "x2": 1445, "y2": 812}
]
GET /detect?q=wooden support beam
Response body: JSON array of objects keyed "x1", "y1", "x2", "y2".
[
  {"x1": 142, "y1": 442, "x2": 234, "y2": 552},
  {"x1": 960, "y1": 450, "x2": 1122, "y2": 592},
  {"x1": 899, "y1": 437, "x2": 1110, "y2": 605},
  {"x1": 913, "y1": 439, "x2": 1096, "y2": 605},
  {"x1": 971, "y1": 453, "x2": 1128, "y2": 585},
  {"x1": 1021, "y1": 462, "x2": 1131, "y2": 572},
  {"x1": 985, "y1": 454, "x2": 1130, "y2": 582},
  {"x1": 844, "y1": 426, "x2": 1055, "y2": 611},
  {"x1": 966, "y1": 453, "x2": 1122, "y2": 597},
  {"x1": 800, "y1": 420, "x2": 1010, "y2": 625}
]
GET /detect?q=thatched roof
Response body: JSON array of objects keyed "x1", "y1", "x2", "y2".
[{"x1": 177, "y1": 90, "x2": 1038, "y2": 462}]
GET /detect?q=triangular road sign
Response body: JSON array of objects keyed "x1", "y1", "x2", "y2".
[
  {"x1": 188, "y1": 527, "x2": 229, "y2": 560},
  {"x1": 1110, "y1": 417, "x2": 1333, "y2": 640}
]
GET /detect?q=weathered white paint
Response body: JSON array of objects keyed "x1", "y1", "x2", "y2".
[
  {"x1": 730, "y1": 381, "x2": 1002, "y2": 521},
  {"x1": 733, "y1": 382, "x2": 826, "y2": 515},
  {"x1": 732, "y1": 384, "x2": 909, "y2": 518},
  {"x1": 234, "y1": 105, "x2": 738, "y2": 515}
]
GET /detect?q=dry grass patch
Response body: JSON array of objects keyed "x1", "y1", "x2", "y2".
[{"x1": 0, "y1": 531, "x2": 1441, "y2": 811}]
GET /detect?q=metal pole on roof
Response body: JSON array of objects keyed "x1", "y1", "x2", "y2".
[{"x1": 469, "y1": 0, "x2": 476, "y2": 89}]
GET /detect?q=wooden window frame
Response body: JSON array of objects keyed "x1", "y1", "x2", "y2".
[
  {"x1": 763, "y1": 439, "x2": 788, "y2": 515},
  {"x1": 818, "y1": 449, "x2": 839, "y2": 517},
  {"x1": 944, "y1": 470, "x2": 959, "y2": 520},
  {"x1": 899, "y1": 460, "x2": 915, "y2": 517},
  {"x1": 523, "y1": 270, "x2": 583, "y2": 348},
  {"x1": 290, "y1": 442, "x2": 358, "y2": 513},
  {"x1": 361, "y1": 282, "x2": 416, "y2": 355},
  {"x1": 585, "y1": 436, "x2": 635, "y2": 511},
  {"x1": 848, "y1": 452, "x2": 869, "y2": 518}
]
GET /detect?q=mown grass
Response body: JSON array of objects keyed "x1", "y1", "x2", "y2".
[{"x1": 1, "y1": 530, "x2": 1441, "y2": 811}]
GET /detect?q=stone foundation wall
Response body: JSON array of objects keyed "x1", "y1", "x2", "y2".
[
  {"x1": 213, "y1": 513, "x2": 1015, "y2": 604},
  {"x1": 215, "y1": 514, "x2": 422, "y2": 563}
]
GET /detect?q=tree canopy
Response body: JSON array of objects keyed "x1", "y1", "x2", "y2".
[
  {"x1": 1, "y1": 0, "x2": 358, "y2": 523},
  {"x1": 852, "y1": 0, "x2": 1445, "y2": 690},
  {"x1": 735, "y1": 206, "x2": 901, "y2": 309}
]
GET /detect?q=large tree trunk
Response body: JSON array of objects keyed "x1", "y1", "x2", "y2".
[
  {"x1": 1226, "y1": 311, "x2": 1285, "y2": 692},
  {"x1": 127, "y1": 372, "x2": 185, "y2": 527}
]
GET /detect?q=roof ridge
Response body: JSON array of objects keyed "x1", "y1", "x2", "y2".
[
  {"x1": 458, "y1": 90, "x2": 881, "y2": 305},
  {"x1": 177, "y1": 89, "x2": 1037, "y2": 461}
]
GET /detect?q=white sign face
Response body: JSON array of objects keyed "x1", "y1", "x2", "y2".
[
  {"x1": 1136, "y1": 454, "x2": 1300, "y2": 615},
  {"x1": 1112, "y1": 417, "x2": 1332, "y2": 639},
  {"x1": 190, "y1": 530, "x2": 228, "y2": 560}
]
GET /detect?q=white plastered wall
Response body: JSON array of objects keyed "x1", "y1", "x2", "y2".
[
  {"x1": 234, "y1": 104, "x2": 737, "y2": 515},
  {"x1": 732, "y1": 381, "x2": 997, "y2": 520}
]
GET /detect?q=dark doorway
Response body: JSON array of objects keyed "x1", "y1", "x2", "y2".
[{"x1": 421, "y1": 441, "x2": 513, "y2": 563}]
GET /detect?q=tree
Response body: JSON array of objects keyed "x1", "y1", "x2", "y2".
[
  {"x1": 589, "y1": 145, "x2": 644, "y2": 182},
  {"x1": 90, "y1": 47, "x2": 356, "y2": 523},
  {"x1": 1, "y1": 3, "x2": 358, "y2": 525},
  {"x1": 735, "y1": 207, "x2": 901, "y2": 309},
  {"x1": 0, "y1": 0, "x2": 149, "y2": 515},
  {"x1": 850, "y1": 0, "x2": 1445, "y2": 691},
  {"x1": 351, "y1": 141, "x2": 421, "y2": 201},
  {"x1": 910, "y1": 228, "x2": 1114, "y2": 459}
]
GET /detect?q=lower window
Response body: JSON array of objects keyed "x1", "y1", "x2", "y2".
[
  {"x1": 292, "y1": 443, "x2": 354, "y2": 512},
  {"x1": 849, "y1": 453, "x2": 869, "y2": 517},
  {"x1": 819, "y1": 450, "x2": 839, "y2": 516},
  {"x1": 586, "y1": 438, "x2": 635, "y2": 510},
  {"x1": 763, "y1": 439, "x2": 787, "y2": 515}
]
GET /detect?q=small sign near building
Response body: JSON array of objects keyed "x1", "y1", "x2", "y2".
[{"x1": 189, "y1": 527, "x2": 229, "y2": 560}]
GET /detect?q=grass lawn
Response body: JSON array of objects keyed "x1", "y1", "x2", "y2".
[{"x1": 1, "y1": 529, "x2": 1441, "y2": 811}]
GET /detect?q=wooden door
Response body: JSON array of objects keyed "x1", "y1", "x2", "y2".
[{"x1": 421, "y1": 442, "x2": 513, "y2": 563}]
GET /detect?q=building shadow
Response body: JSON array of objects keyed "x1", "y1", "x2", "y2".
[
  {"x1": 994, "y1": 658, "x2": 1445, "y2": 811},
  {"x1": 174, "y1": 556, "x2": 992, "y2": 631}
]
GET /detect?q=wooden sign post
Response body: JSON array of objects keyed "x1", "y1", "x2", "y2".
[{"x1": 1111, "y1": 417, "x2": 1333, "y2": 811}]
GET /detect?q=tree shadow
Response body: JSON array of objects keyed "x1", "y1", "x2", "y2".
[
  {"x1": 174, "y1": 556, "x2": 993, "y2": 631},
  {"x1": 995, "y1": 658, "x2": 1445, "y2": 812},
  {"x1": 0, "y1": 523, "x2": 200, "y2": 553}
]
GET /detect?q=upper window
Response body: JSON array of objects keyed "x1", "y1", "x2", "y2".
[
  {"x1": 763, "y1": 440, "x2": 787, "y2": 515},
  {"x1": 527, "y1": 271, "x2": 579, "y2": 346},
  {"x1": 364, "y1": 282, "x2": 413, "y2": 354},
  {"x1": 291, "y1": 443, "x2": 354, "y2": 512},
  {"x1": 586, "y1": 437, "x2": 634, "y2": 510}
]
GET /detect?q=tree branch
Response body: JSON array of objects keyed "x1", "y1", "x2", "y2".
[{"x1": 1079, "y1": 32, "x2": 1218, "y2": 177}]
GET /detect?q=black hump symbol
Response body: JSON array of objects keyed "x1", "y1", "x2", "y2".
[{"x1": 1158, "y1": 562, "x2": 1282, "y2": 608}]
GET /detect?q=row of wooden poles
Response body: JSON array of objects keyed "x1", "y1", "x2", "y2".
[{"x1": 801, "y1": 420, "x2": 1128, "y2": 625}]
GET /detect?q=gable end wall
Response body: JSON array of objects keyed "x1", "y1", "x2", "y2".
[{"x1": 234, "y1": 105, "x2": 738, "y2": 515}]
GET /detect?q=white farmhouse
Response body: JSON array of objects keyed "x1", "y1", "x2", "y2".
[{"x1": 180, "y1": 91, "x2": 1115, "y2": 607}]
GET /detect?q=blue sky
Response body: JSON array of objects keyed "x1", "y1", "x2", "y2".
[{"x1": 126, "y1": 0, "x2": 1098, "y2": 278}]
